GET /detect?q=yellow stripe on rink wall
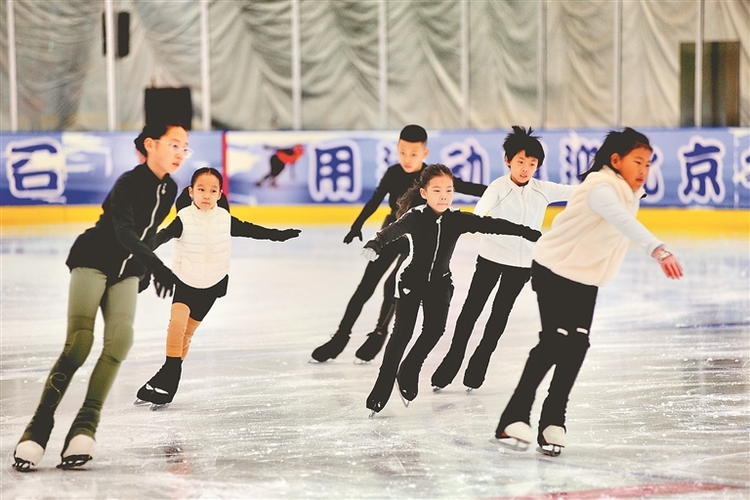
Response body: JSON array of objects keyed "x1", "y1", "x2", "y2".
[{"x1": 0, "y1": 205, "x2": 748, "y2": 236}]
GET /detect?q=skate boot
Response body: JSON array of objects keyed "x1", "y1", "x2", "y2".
[
  {"x1": 12, "y1": 355, "x2": 79, "y2": 471},
  {"x1": 366, "y1": 378, "x2": 394, "y2": 417},
  {"x1": 13, "y1": 441, "x2": 45, "y2": 472},
  {"x1": 430, "y1": 352, "x2": 463, "y2": 391},
  {"x1": 134, "y1": 357, "x2": 182, "y2": 410},
  {"x1": 538, "y1": 425, "x2": 565, "y2": 457},
  {"x1": 494, "y1": 421, "x2": 534, "y2": 452},
  {"x1": 354, "y1": 328, "x2": 387, "y2": 363},
  {"x1": 462, "y1": 351, "x2": 491, "y2": 391},
  {"x1": 57, "y1": 434, "x2": 95, "y2": 470},
  {"x1": 12, "y1": 412, "x2": 54, "y2": 472},
  {"x1": 396, "y1": 363, "x2": 419, "y2": 405},
  {"x1": 311, "y1": 333, "x2": 349, "y2": 362}
]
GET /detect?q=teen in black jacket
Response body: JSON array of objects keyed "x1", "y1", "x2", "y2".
[{"x1": 12, "y1": 122, "x2": 187, "y2": 471}]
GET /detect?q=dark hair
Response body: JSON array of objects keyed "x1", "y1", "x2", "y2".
[
  {"x1": 399, "y1": 124, "x2": 428, "y2": 144},
  {"x1": 133, "y1": 121, "x2": 187, "y2": 158},
  {"x1": 190, "y1": 166, "x2": 223, "y2": 187},
  {"x1": 503, "y1": 126, "x2": 545, "y2": 167},
  {"x1": 581, "y1": 127, "x2": 652, "y2": 182},
  {"x1": 396, "y1": 164, "x2": 453, "y2": 218}
]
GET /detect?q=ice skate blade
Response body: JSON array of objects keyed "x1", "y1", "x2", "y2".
[
  {"x1": 492, "y1": 436, "x2": 530, "y2": 452},
  {"x1": 465, "y1": 387, "x2": 474, "y2": 394},
  {"x1": 308, "y1": 357, "x2": 331, "y2": 364},
  {"x1": 353, "y1": 358, "x2": 371, "y2": 365},
  {"x1": 398, "y1": 391, "x2": 411, "y2": 408},
  {"x1": 539, "y1": 443, "x2": 562, "y2": 457},
  {"x1": 56, "y1": 454, "x2": 92, "y2": 470},
  {"x1": 150, "y1": 403, "x2": 170, "y2": 411},
  {"x1": 432, "y1": 386, "x2": 442, "y2": 393},
  {"x1": 368, "y1": 410, "x2": 377, "y2": 418},
  {"x1": 12, "y1": 457, "x2": 35, "y2": 472},
  {"x1": 133, "y1": 398, "x2": 151, "y2": 406}
]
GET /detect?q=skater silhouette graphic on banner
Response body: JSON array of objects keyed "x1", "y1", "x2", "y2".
[{"x1": 255, "y1": 144, "x2": 304, "y2": 188}]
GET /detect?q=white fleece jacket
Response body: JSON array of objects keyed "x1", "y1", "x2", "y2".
[{"x1": 532, "y1": 166, "x2": 662, "y2": 287}]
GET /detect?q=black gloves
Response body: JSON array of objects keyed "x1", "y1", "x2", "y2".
[
  {"x1": 272, "y1": 229, "x2": 301, "y2": 242},
  {"x1": 343, "y1": 227, "x2": 362, "y2": 244},
  {"x1": 523, "y1": 227, "x2": 542, "y2": 242},
  {"x1": 152, "y1": 263, "x2": 177, "y2": 298}
]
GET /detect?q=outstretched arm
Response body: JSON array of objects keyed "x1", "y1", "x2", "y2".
[
  {"x1": 588, "y1": 184, "x2": 682, "y2": 279},
  {"x1": 361, "y1": 210, "x2": 415, "y2": 260},
  {"x1": 461, "y1": 211, "x2": 541, "y2": 241},
  {"x1": 231, "y1": 217, "x2": 301, "y2": 241}
]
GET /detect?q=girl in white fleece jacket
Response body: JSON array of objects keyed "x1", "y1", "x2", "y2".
[
  {"x1": 494, "y1": 128, "x2": 683, "y2": 457},
  {"x1": 431, "y1": 127, "x2": 574, "y2": 392}
]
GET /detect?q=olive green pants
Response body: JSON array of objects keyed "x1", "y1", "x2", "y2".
[{"x1": 20, "y1": 267, "x2": 137, "y2": 450}]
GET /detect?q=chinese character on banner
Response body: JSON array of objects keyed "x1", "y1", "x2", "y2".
[
  {"x1": 678, "y1": 137, "x2": 726, "y2": 205},
  {"x1": 308, "y1": 140, "x2": 361, "y2": 202},
  {"x1": 375, "y1": 140, "x2": 399, "y2": 182},
  {"x1": 440, "y1": 138, "x2": 489, "y2": 185},
  {"x1": 735, "y1": 145, "x2": 750, "y2": 190},
  {"x1": 440, "y1": 138, "x2": 490, "y2": 203},
  {"x1": 559, "y1": 133, "x2": 600, "y2": 185},
  {"x1": 5, "y1": 138, "x2": 66, "y2": 202},
  {"x1": 642, "y1": 145, "x2": 664, "y2": 204}
]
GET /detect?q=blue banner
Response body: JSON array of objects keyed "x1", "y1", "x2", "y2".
[
  {"x1": 2, "y1": 128, "x2": 748, "y2": 209},
  {"x1": 0, "y1": 131, "x2": 223, "y2": 206},
  {"x1": 226, "y1": 128, "x2": 750, "y2": 209}
]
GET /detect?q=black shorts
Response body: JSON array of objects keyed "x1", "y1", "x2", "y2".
[{"x1": 172, "y1": 275, "x2": 229, "y2": 321}]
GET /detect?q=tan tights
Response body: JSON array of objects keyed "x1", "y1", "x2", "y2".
[{"x1": 165, "y1": 303, "x2": 201, "y2": 360}]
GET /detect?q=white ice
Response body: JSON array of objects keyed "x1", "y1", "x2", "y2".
[{"x1": 1, "y1": 225, "x2": 748, "y2": 499}]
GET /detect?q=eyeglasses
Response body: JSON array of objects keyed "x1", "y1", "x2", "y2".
[{"x1": 155, "y1": 140, "x2": 193, "y2": 158}]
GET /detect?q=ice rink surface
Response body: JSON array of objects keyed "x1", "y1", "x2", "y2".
[{"x1": 1, "y1": 224, "x2": 748, "y2": 499}]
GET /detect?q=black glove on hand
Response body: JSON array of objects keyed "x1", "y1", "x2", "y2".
[
  {"x1": 138, "y1": 274, "x2": 150, "y2": 293},
  {"x1": 152, "y1": 263, "x2": 177, "y2": 299},
  {"x1": 343, "y1": 227, "x2": 362, "y2": 244},
  {"x1": 273, "y1": 228, "x2": 301, "y2": 241},
  {"x1": 523, "y1": 227, "x2": 542, "y2": 242}
]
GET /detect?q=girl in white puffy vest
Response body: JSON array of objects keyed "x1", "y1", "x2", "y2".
[
  {"x1": 494, "y1": 128, "x2": 683, "y2": 457},
  {"x1": 135, "y1": 167, "x2": 301, "y2": 409}
]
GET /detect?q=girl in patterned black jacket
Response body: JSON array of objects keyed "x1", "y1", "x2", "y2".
[
  {"x1": 13, "y1": 122, "x2": 187, "y2": 471},
  {"x1": 361, "y1": 164, "x2": 541, "y2": 415}
]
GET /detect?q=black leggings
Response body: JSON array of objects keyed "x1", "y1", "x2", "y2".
[
  {"x1": 432, "y1": 256, "x2": 530, "y2": 388},
  {"x1": 367, "y1": 279, "x2": 454, "y2": 411},
  {"x1": 336, "y1": 237, "x2": 408, "y2": 335},
  {"x1": 497, "y1": 261, "x2": 597, "y2": 437}
]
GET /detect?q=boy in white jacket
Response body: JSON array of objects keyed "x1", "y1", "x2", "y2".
[{"x1": 431, "y1": 127, "x2": 574, "y2": 392}]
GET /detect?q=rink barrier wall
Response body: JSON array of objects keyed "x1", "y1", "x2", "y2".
[{"x1": 1, "y1": 205, "x2": 748, "y2": 236}]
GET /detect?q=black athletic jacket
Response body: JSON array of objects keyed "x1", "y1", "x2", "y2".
[
  {"x1": 364, "y1": 206, "x2": 541, "y2": 289},
  {"x1": 65, "y1": 163, "x2": 178, "y2": 283},
  {"x1": 350, "y1": 163, "x2": 486, "y2": 231}
]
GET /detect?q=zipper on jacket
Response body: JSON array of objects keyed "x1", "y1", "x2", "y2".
[
  {"x1": 427, "y1": 216, "x2": 442, "y2": 281},
  {"x1": 117, "y1": 181, "x2": 165, "y2": 277}
]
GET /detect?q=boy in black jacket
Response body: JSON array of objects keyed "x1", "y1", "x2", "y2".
[
  {"x1": 311, "y1": 125, "x2": 485, "y2": 363},
  {"x1": 12, "y1": 122, "x2": 187, "y2": 471}
]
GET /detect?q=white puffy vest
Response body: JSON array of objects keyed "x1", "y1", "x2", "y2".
[
  {"x1": 172, "y1": 204, "x2": 231, "y2": 289},
  {"x1": 532, "y1": 166, "x2": 642, "y2": 287}
]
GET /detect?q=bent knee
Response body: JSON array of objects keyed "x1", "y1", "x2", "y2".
[{"x1": 103, "y1": 323, "x2": 134, "y2": 363}]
